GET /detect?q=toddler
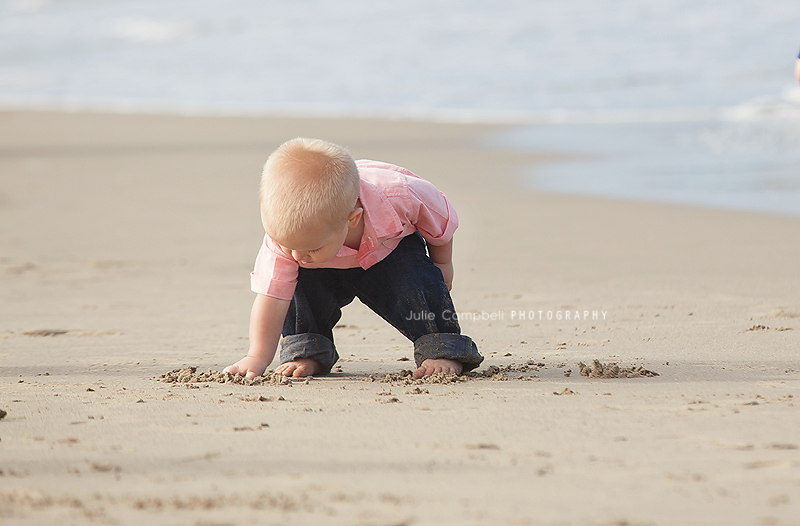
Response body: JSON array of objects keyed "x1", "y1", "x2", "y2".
[{"x1": 224, "y1": 138, "x2": 483, "y2": 379}]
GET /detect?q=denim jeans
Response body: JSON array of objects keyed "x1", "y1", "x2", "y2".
[{"x1": 281, "y1": 233, "x2": 483, "y2": 375}]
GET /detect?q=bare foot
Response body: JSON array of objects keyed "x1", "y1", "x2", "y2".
[
  {"x1": 275, "y1": 357, "x2": 320, "y2": 377},
  {"x1": 413, "y1": 358, "x2": 463, "y2": 379}
]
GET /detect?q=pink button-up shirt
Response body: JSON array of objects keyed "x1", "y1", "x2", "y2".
[{"x1": 250, "y1": 160, "x2": 458, "y2": 300}]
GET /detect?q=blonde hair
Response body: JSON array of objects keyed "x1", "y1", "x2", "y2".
[{"x1": 260, "y1": 138, "x2": 360, "y2": 243}]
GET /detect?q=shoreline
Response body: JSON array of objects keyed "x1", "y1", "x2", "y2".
[
  {"x1": 3, "y1": 84, "x2": 799, "y2": 124},
  {"x1": 2, "y1": 109, "x2": 799, "y2": 525},
  {"x1": 6, "y1": 104, "x2": 799, "y2": 220}
]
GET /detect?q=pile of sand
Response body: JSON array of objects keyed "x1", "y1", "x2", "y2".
[
  {"x1": 577, "y1": 360, "x2": 659, "y2": 379},
  {"x1": 366, "y1": 370, "x2": 467, "y2": 385},
  {"x1": 157, "y1": 367, "x2": 293, "y2": 386},
  {"x1": 475, "y1": 361, "x2": 548, "y2": 379},
  {"x1": 365, "y1": 363, "x2": 543, "y2": 385}
]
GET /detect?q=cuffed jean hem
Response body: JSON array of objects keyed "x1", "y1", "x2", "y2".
[
  {"x1": 280, "y1": 334, "x2": 339, "y2": 376},
  {"x1": 413, "y1": 333, "x2": 484, "y2": 372}
]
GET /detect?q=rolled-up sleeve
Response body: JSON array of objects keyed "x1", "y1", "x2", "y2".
[
  {"x1": 405, "y1": 175, "x2": 459, "y2": 246},
  {"x1": 250, "y1": 235, "x2": 299, "y2": 300}
]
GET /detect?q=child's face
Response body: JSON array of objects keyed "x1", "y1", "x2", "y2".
[{"x1": 275, "y1": 223, "x2": 349, "y2": 265}]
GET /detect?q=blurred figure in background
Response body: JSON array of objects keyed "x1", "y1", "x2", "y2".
[{"x1": 796, "y1": 48, "x2": 800, "y2": 85}]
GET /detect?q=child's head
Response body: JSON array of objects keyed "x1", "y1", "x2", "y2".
[{"x1": 260, "y1": 138, "x2": 361, "y2": 260}]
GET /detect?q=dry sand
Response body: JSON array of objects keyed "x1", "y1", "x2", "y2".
[{"x1": 1, "y1": 109, "x2": 799, "y2": 526}]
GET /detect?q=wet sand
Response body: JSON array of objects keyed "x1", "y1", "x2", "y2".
[{"x1": 1, "y1": 110, "x2": 799, "y2": 525}]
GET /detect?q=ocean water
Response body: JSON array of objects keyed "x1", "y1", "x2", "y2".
[{"x1": 2, "y1": 0, "x2": 799, "y2": 215}]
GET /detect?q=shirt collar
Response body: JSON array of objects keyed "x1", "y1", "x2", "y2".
[{"x1": 356, "y1": 177, "x2": 403, "y2": 258}]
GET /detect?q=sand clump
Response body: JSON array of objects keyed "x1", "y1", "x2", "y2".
[
  {"x1": 158, "y1": 367, "x2": 293, "y2": 386},
  {"x1": 463, "y1": 362, "x2": 548, "y2": 381},
  {"x1": 365, "y1": 363, "x2": 531, "y2": 385},
  {"x1": 578, "y1": 360, "x2": 659, "y2": 379},
  {"x1": 23, "y1": 329, "x2": 69, "y2": 337},
  {"x1": 366, "y1": 370, "x2": 467, "y2": 386},
  {"x1": 554, "y1": 388, "x2": 578, "y2": 395},
  {"x1": 746, "y1": 324, "x2": 792, "y2": 332}
]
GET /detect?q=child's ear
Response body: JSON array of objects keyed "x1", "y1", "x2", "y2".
[{"x1": 347, "y1": 207, "x2": 363, "y2": 227}]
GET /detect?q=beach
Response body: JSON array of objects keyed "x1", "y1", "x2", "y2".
[{"x1": 1, "y1": 109, "x2": 800, "y2": 525}]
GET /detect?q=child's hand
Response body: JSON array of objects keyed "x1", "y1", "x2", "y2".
[
  {"x1": 435, "y1": 261, "x2": 454, "y2": 290},
  {"x1": 223, "y1": 355, "x2": 269, "y2": 380}
]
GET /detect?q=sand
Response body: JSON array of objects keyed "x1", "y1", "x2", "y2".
[{"x1": 1, "y1": 109, "x2": 799, "y2": 526}]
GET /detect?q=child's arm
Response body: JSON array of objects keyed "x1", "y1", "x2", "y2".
[
  {"x1": 428, "y1": 237, "x2": 454, "y2": 290},
  {"x1": 224, "y1": 293, "x2": 291, "y2": 380}
]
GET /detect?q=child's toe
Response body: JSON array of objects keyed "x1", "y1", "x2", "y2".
[{"x1": 412, "y1": 365, "x2": 430, "y2": 379}]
